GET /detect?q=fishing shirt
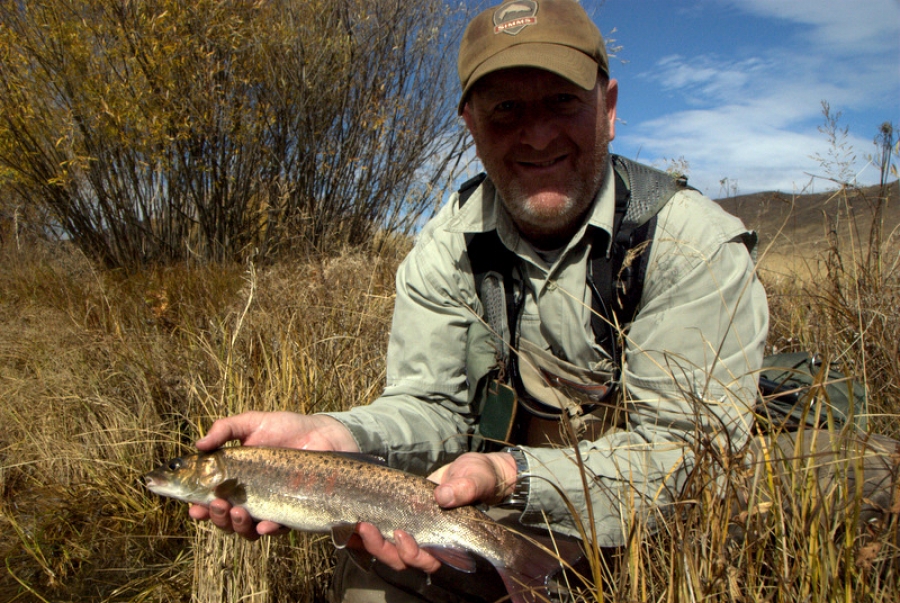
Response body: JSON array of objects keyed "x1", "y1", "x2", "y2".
[{"x1": 323, "y1": 159, "x2": 769, "y2": 547}]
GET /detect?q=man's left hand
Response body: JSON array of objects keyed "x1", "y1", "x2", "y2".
[{"x1": 354, "y1": 451, "x2": 519, "y2": 573}]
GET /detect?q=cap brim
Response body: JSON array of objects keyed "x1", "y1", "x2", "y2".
[{"x1": 458, "y1": 43, "x2": 601, "y2": 114}]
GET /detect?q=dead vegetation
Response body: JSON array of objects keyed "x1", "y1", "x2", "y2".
[{"x1": 1, "y1": 179, "x2": 898, "y2": 602}]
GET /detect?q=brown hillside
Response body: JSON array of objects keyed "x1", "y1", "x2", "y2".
[{"x1": 717, "y1": 181, "x2": 900, "y2": 270}]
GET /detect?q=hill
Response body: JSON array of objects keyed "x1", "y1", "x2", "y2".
[{"x1": 716, "y1": 180, "x2": 900, "y2": 271}]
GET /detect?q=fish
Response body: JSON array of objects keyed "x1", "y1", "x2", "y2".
[{"x1": 144, "y1": 446, "x2": 580, "y2": 603}]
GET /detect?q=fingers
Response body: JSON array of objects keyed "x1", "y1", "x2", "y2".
[
  {"x1": 207, "y1": 499, "x2": 240, "y2": 535},
  {"x1": 256, "y1": 520, "x2": 290, "y2": 537},
  {"x1": 189, "y1": 498, "x2": 287, "y2": 541},
  {"x1": 355, "y1": 523, "x2": 441, "y2": 574},
  {"x1": 188, "y1": 503, "x2": 211, "y2": 521},
  {"x1": 394, "y1": 529, "x2": 442, "y2": 574},
  {"x1": 192, "y1": 507, "x2": 437, "y2": 571},
  {"x1": 355, "y1": 522, "x2": 403, "y2": 570},
  {"x1": 227, "y1": 506, "x2": 262, "y2": 540},
  {"x1": 194, "y1": 412, "x2": 360, "y2": 453}
]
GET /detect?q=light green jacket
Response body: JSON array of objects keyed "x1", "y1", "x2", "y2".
[{"x1": 325, "y1": 161, "x2": 769, "y2": 545}]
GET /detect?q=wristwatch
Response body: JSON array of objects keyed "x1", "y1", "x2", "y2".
[{"x1": 500, "y1": 447, "x2": 530, "y2": 509}]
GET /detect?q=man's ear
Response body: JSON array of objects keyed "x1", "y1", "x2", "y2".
[
  {"x1": 461, "y1": 102, "x2": 476, "y2": 136},
  {"x1": 461, "y1": 103, "x2": 481, "y2": 158},
  {"x1": 605, "y1": 79, "x2": 619, "y2": 141}
]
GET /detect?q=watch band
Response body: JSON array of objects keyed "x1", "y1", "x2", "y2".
[{"x1": 500, "y1": 446, "x2": 530, "y2": 508}]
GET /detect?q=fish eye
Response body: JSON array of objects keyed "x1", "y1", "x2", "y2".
[{"x1": 168, "y1": 458, "x2": 184, "y2": 471}]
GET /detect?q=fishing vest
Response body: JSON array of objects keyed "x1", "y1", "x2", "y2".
[
  {"x1": 460, "y1": 156, "x2": 868, "y2": 448},
  {"x1": 461, "y1": 155, "x2": 695, "y2": 447}
]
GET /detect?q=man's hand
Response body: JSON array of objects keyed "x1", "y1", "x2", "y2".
[
  {"x1": 430, "y1": 451, "x2": 518, "y2": 508},
  {"x1": 188, "y1": 411, "x2": 359, "y2": 539},
  {"x1": 195, "y1": 411, "x2": 359, "y2": 453},
  {"x1": 351, "y1": 451, "x2": 519, "y2": 573}
]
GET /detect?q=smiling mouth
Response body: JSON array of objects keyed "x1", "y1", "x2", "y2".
[{"x1": 521, "y1": 156, "x2": 565, "y2": 168}]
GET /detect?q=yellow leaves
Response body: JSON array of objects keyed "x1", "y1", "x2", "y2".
[
  {"x1": 1, "y1": 0, "x2": 467, "y2": 266},
  {"x1": 361, "y1": 114, "x2": 387, "y2": 131}
]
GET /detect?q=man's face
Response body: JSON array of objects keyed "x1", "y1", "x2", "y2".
[{"x1": 463, "y1": 68, "x2": 618, "y2": 248}]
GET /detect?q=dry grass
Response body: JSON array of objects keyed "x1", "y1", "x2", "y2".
[
  {"x1": 757, "y1": 185, "x2": 900, "y2": 439},
  {"x1": 0, "y1": 235, "x2": 404, "y2": 602},
  {"x1": 1, "y1": 182, "x2": 898, "y2": 602}
]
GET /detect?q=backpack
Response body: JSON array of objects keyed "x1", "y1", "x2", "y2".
[
  {"x1": 757, "y1": 352, "x2": 868, "y2": 432},
  {"x1": 460, "y1": 156, "x2": 868, "y2": 435}
]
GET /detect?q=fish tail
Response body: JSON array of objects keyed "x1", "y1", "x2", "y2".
[{"x1": 497, "y1": 537, "x2": 582, "y2": 603}]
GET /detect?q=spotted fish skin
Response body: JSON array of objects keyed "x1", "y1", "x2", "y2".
[{"x1": 145, "y1": 447, "x2": 575, "y2": 603}]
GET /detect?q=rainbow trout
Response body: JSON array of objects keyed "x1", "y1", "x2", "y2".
[{"x1": 145, "y1": 447, "x2": 576, "y2": 603}]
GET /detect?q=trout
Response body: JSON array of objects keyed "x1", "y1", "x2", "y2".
[{"x1": 145, "y1": 447, "x2": 577, "y2": 603}]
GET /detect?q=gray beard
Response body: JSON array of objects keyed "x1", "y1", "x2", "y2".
[{"x1": 493, "y1": 150, "x2": 609, "y2": 245}]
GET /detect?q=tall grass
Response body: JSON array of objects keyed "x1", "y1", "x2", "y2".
[
  {"x1": 0, "y1": 234, "x2": 403, "y2": 602},
  {"x1": 760, "y1": 182, "x2": 900, "y2": 437},
  {"x1": 1, "y1": 182, "x2": 897, "y2": 602}
]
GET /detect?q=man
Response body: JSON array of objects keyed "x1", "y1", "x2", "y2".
[{"x1": 190, "y1": 0, "x2": 769, "y2": 600}]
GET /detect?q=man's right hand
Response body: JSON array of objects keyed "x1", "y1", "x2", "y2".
[{"x1": 187, "y1": 411, "x2": 359, "y2": 540}]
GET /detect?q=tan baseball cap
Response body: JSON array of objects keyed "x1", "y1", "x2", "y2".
[{"x1": 457, "y1": 0, "x2": 609, "y2": 114}]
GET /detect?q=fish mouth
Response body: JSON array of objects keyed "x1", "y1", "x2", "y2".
[{"x1": 143, "y1": 475, "x2": 166, "y2": 490}]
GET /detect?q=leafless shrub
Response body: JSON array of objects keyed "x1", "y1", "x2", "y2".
[{"x1": 0, "y1": 0, "x2": 469, "y2": 269}]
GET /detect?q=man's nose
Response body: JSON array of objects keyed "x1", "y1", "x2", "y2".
[{"x1": 517, "y1": 106, "x2": 561, "y2": 150}]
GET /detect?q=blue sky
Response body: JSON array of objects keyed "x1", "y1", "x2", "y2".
[{"x1": 462, "y1": 0, "x2": 900, "y2": 196}]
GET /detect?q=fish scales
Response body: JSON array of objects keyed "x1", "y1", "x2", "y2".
[
  {"x1": 214, "y1": 448, "x2": 501, "y2": 554},
  {"x1": 145, "y1": 446, "x2": 577, "y2": 603}
]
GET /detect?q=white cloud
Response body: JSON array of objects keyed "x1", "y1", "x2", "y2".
[
  {"x1": 619, "y1": 102, "x2": 878, "y2": 194},
  {"x1": 620, "y1": 14, "x2": 897, "y2": 195},
  {"x1": 653, "y1": 55, "x2": 768, "y2": 105},
  {"x1": 721, "y1": 0, "x2": 900, "y2": 50}
]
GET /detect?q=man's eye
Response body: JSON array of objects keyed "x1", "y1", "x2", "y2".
[{"x1": 495, "y1": 100, "x2": 518, "y2": 112}]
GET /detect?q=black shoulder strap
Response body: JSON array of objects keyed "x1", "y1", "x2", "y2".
[
  {"x1": 587, "y1": 167, "x2": 636, "y2": 355},
  {"x1": 458, "y1": 173, "x2": 521, "y2": 346},
  {"x1": 457, "y1": 172, "x2": 487, "y2": 207},
  {"x1": 589, "y1": 155, "x2": 695, "y2": 351},
  {"x1": 459, "y1": 159, "x2": 693, "y2": 359}
]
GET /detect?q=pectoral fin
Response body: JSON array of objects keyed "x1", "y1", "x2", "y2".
[
  {"x1": 213, "y1": 478, "x2": 246, "y2": 505},
  {"x1": 330, "y1": 523, "x2": 375, "y2": 571},
  {"x1": 330, "y1": 522, "x2": 360, "y2": 548},
  {"x1": 422, "y1": 547, "x2": 477, "y2": 574}
]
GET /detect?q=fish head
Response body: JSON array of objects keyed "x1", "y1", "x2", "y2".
[{"x1": 144, "y1": 452, "x2": 228, "y2": 505}]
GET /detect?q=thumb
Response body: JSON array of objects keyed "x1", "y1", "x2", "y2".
[
  {"x1": 428, "y1": 465, "x2": 466, "y2": 507},
  {"x1": 433, "y1": 479, "x2": 469, "y2": 508},
  {"x1": 196, "y1": 412, "x2": 260, "y2": 450},
  {"x1": 433, "y1": 472, "x2": 497, "y2": 507},
  {"x1": 429, "y1": 463, "x2": 478, "y2": 508},
  {"x1": 429, "y1": 453, "x2": 506, "y2": 508}
]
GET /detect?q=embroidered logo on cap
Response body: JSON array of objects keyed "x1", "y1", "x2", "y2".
[{"x1": 493, "y1": 1, "x2": 538, "y2": 36}]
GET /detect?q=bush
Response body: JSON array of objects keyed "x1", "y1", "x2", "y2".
[{"x1": 0, "y1": 0, "x2": 469, "y2": 268}]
